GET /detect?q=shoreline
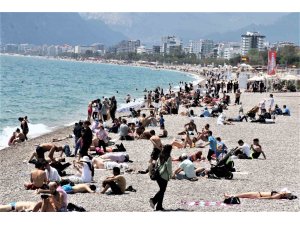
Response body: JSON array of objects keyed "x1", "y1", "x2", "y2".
[{"x1": 0, "y1": 54, "x2": 205, "y2": 150}]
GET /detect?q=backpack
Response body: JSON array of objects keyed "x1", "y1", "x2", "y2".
[
  {"x1": 64, "y1": 145, "x2": 71, "y2": 157},
  {"x1": 114, "y1": 143, "x2": 126, "y2": 152},
  {"x1": 224, "y1": 196, "x2": 240, "y2": 204}
]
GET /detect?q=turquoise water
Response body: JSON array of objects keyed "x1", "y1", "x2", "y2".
[{"x1": 0, "y1": 55, "x2": 197, "y2": 148}]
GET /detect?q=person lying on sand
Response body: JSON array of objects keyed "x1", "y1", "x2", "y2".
[
  {"x1": 92, "y1": 157, "x2": 129, "y2": 170},
  {"x1": 224, "y1": 189, "x2": 297, "y2": 200},
  {"x1": 0, "y1": 201, "x2": 37, "y2": 212},
  {"x1": 172, "y1": 150, "x2": 206, "y2": 162},
  {"x1": 37, "y1": 183, "x2": 96, "y2": 194}
]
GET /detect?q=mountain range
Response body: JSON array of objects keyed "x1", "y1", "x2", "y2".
[
  {"x1": 0, "y1": 12, "x2": 299, "y2": 46},
  {"x1": 81, "y1": 12, "x2": 299, "y2": 45},
  {"x1": 0, "y1": 13, "x2": 126, "y2": 45}
]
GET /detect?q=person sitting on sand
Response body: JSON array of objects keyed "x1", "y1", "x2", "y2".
[
  {"x1": 282, "y1": 105, "x2": 291, "y2": 116},
  {"x1": 8, "y1": 131, "x2": 16, "y2": 146},
  {"x1": 100, "y1": 167, "x2": 126, "y2": 195},
  {"x1": 68, "y1": 156, "x2": 94, "y2": 184},
  {"x1": 224, "y1": 188, "x2": 297, "y2": 200},
  {"x1": 12, "y1": 128, "x2": 26, "y2": 144},
  {"x1": 200, "y1": 107, "x2": 211, "y2": 117},
  {"x1": 28, "y1": 143, "x2": 65, "y2": 163},
  {"x1": 61, "y1": 183, "x2": 96, "y2": 194},
  {"x1": 43, "y1": 160, "x2": 61, "y2": 183},
  {"x1": 0, "y1": 201, "x2": 37, "y2": 212},
  {"x1": 272, "y1": 104, "x2": 282, "y2": 115},
  {"x1": 92, "y1": 157, "x2": 129, "y2": 170},
  {"x1": 217, "y1": 109, "x2": 234, "y2": 125},
  {"x1": 246, "y1": 106, "x2": 259, "y2": 120},
  {"x1": 24, "y1": 161, "x2": 48, "y2": 190},
  {"x1": 178, "y1": 119, "x2": 198, "y2": 135},
  {"x1": 233, "y1": 140, "x2": 252, "y2": 159},
  {"x1": 172, "y1": 154, "x2": 204, "y2": 181},
  {"x1": 216, "y1": 137, "x2": 228, "y2": 160},
  {"x1": 158, "y1": 124, "x2": 168, "y2": 138},
  {"x1": 119, "y1": 119, "x2": 134, "y2": 140},
  {"x1": 195, "y1": 123, "x2": 210, "y2": 142},
  {"x1": 33, "y1": 182, "x2": 64, "y2": 212},
  {"x1": 251, "y1": 138, "x2": 266, "y2": 159}
]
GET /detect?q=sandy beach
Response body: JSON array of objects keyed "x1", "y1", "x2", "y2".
[{"x1": 0, "y1": 89, "x2": 299, "y2": 212}]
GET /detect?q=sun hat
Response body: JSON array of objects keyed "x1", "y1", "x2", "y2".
[{"x1": 80, "y1": 156, "x2": 91, "y2": 163}]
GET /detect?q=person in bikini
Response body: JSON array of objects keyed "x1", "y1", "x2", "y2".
[
  {"x1": 224, "y1": 189, "x2": 297, "y2": 200},
  {"x1": 0, "y1": 201, "x2": 37, "y2": 212},
  {"x1": 178, "y1": 119, "x2": 198, "y2": 135},
  {"x1": 12, "y1": 128, "x2": 26, "y2": 144}
]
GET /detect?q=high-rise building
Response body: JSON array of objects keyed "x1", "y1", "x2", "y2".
[
  {"x1": 116, "y1": 40, "x2": 141, "y2": 54},
  {"x1": 189, "y1": 40, "x2": 202, "y2": 58},
  {"x1": 201, "y1": 40, "x2": 214, "y2": 58},
  {"x1": 241, "y1": 31, "x2": 266, "y2": 55},
  {"x1": 160, "y1": 36, "x2": 182, "y2": 54}
]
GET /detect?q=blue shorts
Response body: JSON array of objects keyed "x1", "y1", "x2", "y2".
[
  {"x1": 62, "y1": 184, "x2": 73, "y2": 193},
  {"x1": 9, "y1": 202, "x2": 16, "y2": 210}
]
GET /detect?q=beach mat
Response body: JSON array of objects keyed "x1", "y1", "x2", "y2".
[{"x1": 181, "y1": 200, "x2": 228, "y2": 207}]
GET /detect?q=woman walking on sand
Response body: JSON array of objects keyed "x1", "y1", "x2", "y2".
[{"x1": 149, "y1": 144, "x2": 172, "y2": 211}]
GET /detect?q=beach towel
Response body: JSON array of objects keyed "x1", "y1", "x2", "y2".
[{"x1": 181, "y1": 200, "x2": 228, "y2": 207}]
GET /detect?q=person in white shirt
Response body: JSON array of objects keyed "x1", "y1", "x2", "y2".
[
  {"x1": 44, "y1": 161, "x2": 61, "y2": 183},
  {"x1": 68, "y1": 156, "x2": 94, "y2": 183},
  {"x1": 234, "y1": 140, "x2": 252, "y2": 159},
  {"x1": 172, "y1": 154, "x2": 198, "y2": 181}
]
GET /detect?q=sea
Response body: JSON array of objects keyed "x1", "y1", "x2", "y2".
[{"x1": 0, "y1": 54, "x2": 199, "y2": 149}]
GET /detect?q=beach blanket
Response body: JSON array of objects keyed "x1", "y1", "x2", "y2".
[{"x1": 181, "y1": 200, "x2": 228, "y2": 207}]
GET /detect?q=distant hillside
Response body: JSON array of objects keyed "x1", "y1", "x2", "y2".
[
  {"x1": 205, "y1": 13, "x2": 300, "y2": 44},
  {"x1": 0, "y1": 13, "x2": 127, "y2": 45},
  {"x1": 81, "y1": 12, "x2": 294, "y2": 44}
]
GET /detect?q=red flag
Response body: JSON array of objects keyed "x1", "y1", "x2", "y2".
[{"x1": 268, "y1": 51, "x2": 276, "y2": 75}]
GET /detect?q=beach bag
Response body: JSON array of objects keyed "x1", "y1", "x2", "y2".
[
  {"x1": 224, "y1": 196, "x2": 240, "y2": 204},
  {"x1": 149, "y1": 162, "x2": 160, "y2": 181},
  {"x1": 64, "y1": 145, "x2": 71, "y2": 157}
]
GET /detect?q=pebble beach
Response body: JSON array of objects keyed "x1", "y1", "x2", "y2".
[{"x1": 0, "y1": 89, "x2": 299, "y2": 212}]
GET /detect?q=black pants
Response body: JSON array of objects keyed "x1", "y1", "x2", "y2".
[
  {"x1": 79, "y1": 144, "x2": 90, "y2": 157},
  {"x1": 110, "y1": 110, "x2": 116, "y2": 121},
  {"x1": 98, "y1": 140, "x2": 107, "y2": 152},
  {"x1": 207, "y1": 149, "x2": 215, "y2": 161},
  {"x1": 152, "y1": 175, "x2": 168, "y2": 210},
  {"x1": 235, "y1": 97, "x2": 240, "y2": 105},
  {"x1": 103, "y1": 181, "x2": 123, "y2": 195},
  {"x1": 103, "y1": 114, "x2": 108, "y2": 121}
]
